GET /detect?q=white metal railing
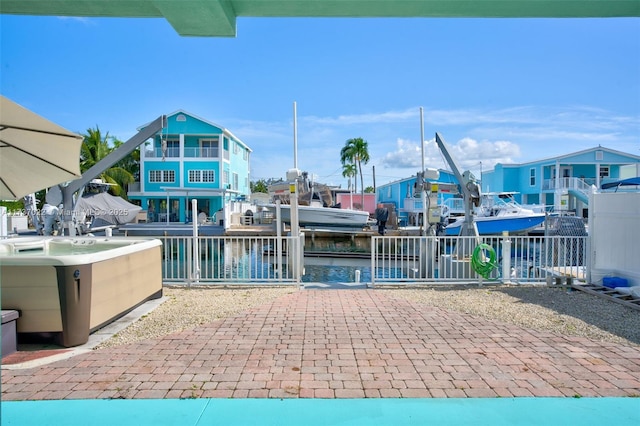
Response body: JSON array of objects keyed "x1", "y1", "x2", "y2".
[
  {"x1": 370, "y1": 234, "x2": 588, "y2": 286},
  {"x1": 159, "y1": 235, "x2": 303, "y2": 285},
  {"x1": 543, "y1": 177, "x2": 593, "y2": 194},
  {"x1": 156, "y1": 234, "x2": 588, "y2": 287},
  {"x1": 183, "y1": 147, "x2": 219, "y2": 158},
  {"x1": 144, "y1": 147, "x2": 180, "y2": 158}
]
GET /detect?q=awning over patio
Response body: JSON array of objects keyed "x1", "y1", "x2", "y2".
[{"x1": 1, "y1": 1, "x2": 637, "y2": 37}]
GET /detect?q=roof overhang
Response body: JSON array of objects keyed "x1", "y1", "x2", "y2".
[{"x1": 1, "y1": 0, "x2": 638, "y2": 37}]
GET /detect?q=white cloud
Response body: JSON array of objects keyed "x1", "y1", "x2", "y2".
[
  {"x1": 57, "y1": 16, "x2": 95, "y2": 26},
  {"x1": 380, "y1": 136, "x2": 520, "y2": 172},
  {"x1": 303, "y1": 108, "x2": 419, "y2": 127},
  {"x1": 233, "y1": 103, "x2": 638, "y2": 186},
  {"x1": 380, "y1": 138, "x2": 424, "y2": 168}
]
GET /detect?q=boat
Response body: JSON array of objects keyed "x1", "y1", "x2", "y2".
[
  {"x1": 264, "y1": 171, "x2": 370, "y2": 229},
  {"x1": 264, "y1": 202, "x2": 370, "y2": 229},
  {"x1": 601, "y1": 176, "x2": 640, "y2": 192},
  {"x1": 442, "y1": 192, "x2": 546, "y2": 236}
]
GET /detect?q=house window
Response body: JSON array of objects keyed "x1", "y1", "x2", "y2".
[
  {"x1": 233, "y1": 142, "x2": 239, "y2": 154},
  {"x1": 223, "y1": 138, "x2": 230, "y2": 160},
  {"x1": 596, "y1": 150, "x2": 604, "y2": 161},
  {"x1": 232, "y1": 173, "x2": 239, "y2": 190},
  {"x1": 203, "y1": 170, "x2": 215, "y2": 182},
  {"x1": 600, "y1": 166, "x2": 610, "y2": 178},
  {"x1": 529, "y1": 168, "x2": 536, "y2": 186},
  {"x1": 188, "y1": 170, "x2": 216, "y2": 183},
  {"x1": 164, "y1": 139, "x2": 180, "y2": 157},
  {"x1": 243, "y1": 149, "x2": 248, "y2": 161},
  {"x1": 200, "y1": 138, "x2": 219, "y2": 158},
  {"x1": 149, "y1": 170, "x2": 175, "y2": 183},
  {"x1": 223, "y1": 170, "x2": 229, "y2": 187}
]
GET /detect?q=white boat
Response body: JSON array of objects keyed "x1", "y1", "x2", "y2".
[
  {"x1": 443, "y1": 192, "x2": 546, "y2": 236},
  {"x1": 266, "y1": 170, "x2": 370, "y2": 229},
  {"x1": 265, "y1": 202, "x2": 370, "y2": 229}
]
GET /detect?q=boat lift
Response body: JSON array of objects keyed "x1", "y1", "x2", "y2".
[
  {"x1": 433, "y1": 133, "x2": 504, "y2": 282},
  {"x1": 50, "y1": 115, "x2": 167, "y2": 235},
  {"x1": 434, "y1": 132, "x2": 481, "y2": 238}
]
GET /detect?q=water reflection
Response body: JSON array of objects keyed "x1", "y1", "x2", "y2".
[{"x1": 302, "y1": 257, "x2": 372, "y2": 283}]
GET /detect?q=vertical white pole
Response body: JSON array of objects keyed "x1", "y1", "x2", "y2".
[
  {"x1": 276, "y1": 200, "x2": 282, "y2": 279},
  {"x1": 166, "y1": 193, "x2": 170, "y2": 224},
  {"x1": 192, "y1": 198, "x2": 200, "y2": 285},
  {"x1": 293, "y1": 101, "x2": 298, "y2": 170},
  {"x1": 420, "y1": 107, "x2": 428, "y2": 236},
  {"x1": 501, "y1": 233, "x2": 512, "y2": 285},
  {"x1": 291, "y1": 101, "x2": 301, "y2": 283},
  {"x1": 420, "y1": 107, "x2": 425, "y2": 173}
]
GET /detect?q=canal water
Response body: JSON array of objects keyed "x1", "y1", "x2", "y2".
[{"x1": 302, "y1": 257, "x2": 374, "y2": 284}]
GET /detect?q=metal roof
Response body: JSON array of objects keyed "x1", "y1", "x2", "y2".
[{"x1": 1, "y1": 0, "x2": 638, "y2": 37}]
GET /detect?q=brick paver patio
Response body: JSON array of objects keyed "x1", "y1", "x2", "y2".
[{"x1": 2, "y1": 290, "x2": 640, "y2": 401}]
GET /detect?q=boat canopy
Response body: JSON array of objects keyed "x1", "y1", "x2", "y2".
[
  {"x1": 74, "y1": 192, "x2": 142, "y2": 227},
  {"x1": 601, "y1": 177, "x2": 640, "y2": 191}
]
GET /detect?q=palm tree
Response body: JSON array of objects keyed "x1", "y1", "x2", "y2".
[
  {"x1": 341, "y1": 163, "x2": 357, "y2": 208},
  {"x1": 81, "y1": 127, "x2": 134, "y2": 198},
  {"x1": 340, "y1": 137, "x2": 370, "y2": 210}
]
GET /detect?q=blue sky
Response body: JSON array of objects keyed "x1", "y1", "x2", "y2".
[{"x1": 1, "y1": 15, "x2": 638, "y2": 189}]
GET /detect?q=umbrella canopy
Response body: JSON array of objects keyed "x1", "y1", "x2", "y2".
[{"x1": 0, "y1": 96, "x2": 83, "y2": 200}]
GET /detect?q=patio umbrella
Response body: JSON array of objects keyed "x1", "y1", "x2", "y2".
[{"x1": 0, "y1": 95, "x2": 83, "y2": 200}]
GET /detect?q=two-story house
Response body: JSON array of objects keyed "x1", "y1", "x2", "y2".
[
  {"x1": 481, "y1": 146, "x2": 640, "y2": 218},
  {"x1": 375, "y1": 146, "x2": 640, "y2": 227},
  {"x1": 127, "y1": 110, "x2": 252, "y2": 223}
]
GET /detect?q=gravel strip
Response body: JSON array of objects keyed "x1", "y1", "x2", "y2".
[
  {"x1": 382, "y1": 285, "x2": 640, "y2": 346},
  {"x1": 96, "y1": 284, "x2": 639, "y2": 350},
  {"x1": 95, "y1": 286, "x2": 296, "y2": 349}
]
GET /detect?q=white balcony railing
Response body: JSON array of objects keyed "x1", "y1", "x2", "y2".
[
  {"x1": 144, "y1": 148, "x2": 180, "y2": 158},
  {"x1": 144, "y1": 147, "x2": 223, "y2": 159},
  {"x1": 184, "y1": 147, "x2": 219, "y2": 158},
  {"x1": 543, "y1": 177, "x2": 594, "y2": 192}
]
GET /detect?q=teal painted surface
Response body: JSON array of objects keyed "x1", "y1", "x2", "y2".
[
  {"x1": 163, "y1": 112, "x2": 222, "y2": 135},
  {"x1": 569, "y1": 188, "x2": 589, "y2": 204},
  {"x1": 133, "y1": 110, "x2": 251, "y2": 221},
  {"x1": 3, "y1": 398, "x2": 639, "y2": 426}
]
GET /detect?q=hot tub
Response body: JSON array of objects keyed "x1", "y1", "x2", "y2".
[{"x1": 0, "y1": 237, "x2": 163, "y2": 347}]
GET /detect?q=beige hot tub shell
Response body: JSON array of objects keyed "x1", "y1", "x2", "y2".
[{"x1": 0, "y1": 237, "x2": 163, "y2": 347}]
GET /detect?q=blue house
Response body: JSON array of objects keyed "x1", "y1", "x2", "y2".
[
  {"x1": 376, "y1": 169, "x2": 459, "y2": 227},
  {"x1": 377, "y1": 146, "x2": 640, "y2": 226},
  {"x1": 127, "y1": 110, "x2": 252, "y2": 222},
  {"x1": 481, "y1": 146, "x2": 640, "y2": 217}
]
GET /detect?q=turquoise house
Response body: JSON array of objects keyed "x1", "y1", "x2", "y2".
[
  {"x1": 481, "y1": 146, "x2": 640, "y2": 217},
  {"x1": 127, "y1": 110, "x2": 252, "y2": 222}
]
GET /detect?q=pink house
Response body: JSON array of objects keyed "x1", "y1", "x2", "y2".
[{"x1": 336, "y1": 193, "x2": 376, "y2": 215}]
